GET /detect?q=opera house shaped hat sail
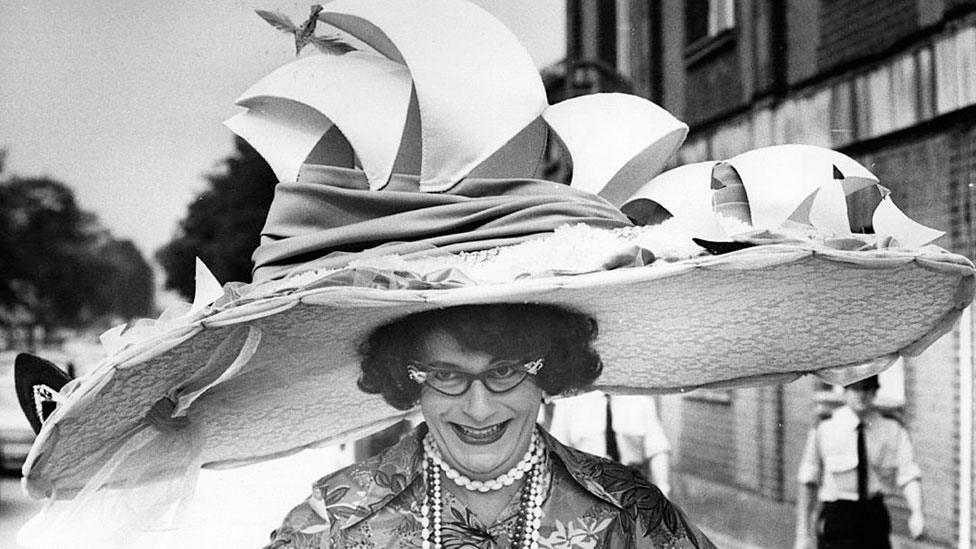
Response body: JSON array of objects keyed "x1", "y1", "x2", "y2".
[{"x1": 17, "y1": 0, "x2": 974, "y2": 545}]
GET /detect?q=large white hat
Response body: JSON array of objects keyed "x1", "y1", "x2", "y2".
[{"x1": 19, "y1": 0, "x2": 974, "y2": 544}]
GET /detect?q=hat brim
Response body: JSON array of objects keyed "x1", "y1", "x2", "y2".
[{"x1": 23, "y1": 243, "x2": 974, "y2": 496}]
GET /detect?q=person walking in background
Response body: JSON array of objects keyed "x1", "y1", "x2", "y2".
[
  {"x1": 548, "y1": 392, "x2": 673, "y2": 496},
  {"x1": 793, "y1": 375, "x2": 924, "y2": 549}
]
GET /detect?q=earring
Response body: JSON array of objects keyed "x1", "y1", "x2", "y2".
[{"x1": 541, "y1": 394, "x2": 553, "y2": 405}]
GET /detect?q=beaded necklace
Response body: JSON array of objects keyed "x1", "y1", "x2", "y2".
[
  {"x1": 424, "y1": 431, "x2": 541, "y2": 492},
  {"x1": 420, "y1": 431, "x2": 547, "y2": 549}
]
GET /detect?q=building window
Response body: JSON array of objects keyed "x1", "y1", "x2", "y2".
[
  {"x1": 709, "y1": 0, "x2": 736, "y2": 37},
  {"x1": 686, "y1": 0, "x2": 736, "y2": 45}
]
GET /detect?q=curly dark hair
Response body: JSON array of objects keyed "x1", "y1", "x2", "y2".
[{"x1": 357, "y1": 303, "x2": 603, "y2": 410}]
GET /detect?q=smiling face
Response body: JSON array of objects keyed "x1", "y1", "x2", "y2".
[{"x1": 416, "y1": 328, "x2": 543, "y2": 481}]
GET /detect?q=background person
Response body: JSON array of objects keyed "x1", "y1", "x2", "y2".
[
  {"x1": 794, "y1": 375, "x2": 924, "y2": 549},
  {"x1": 548, "y1": 392, "x2": 673, "y2": 496}
]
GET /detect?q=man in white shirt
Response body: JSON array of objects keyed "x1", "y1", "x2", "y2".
[
  {"x1": 793, "y1": 375, "x2": 924, "y2": 549},
  {"x1": 547, "y1": 392, "x2": 672, "y2": 495}
]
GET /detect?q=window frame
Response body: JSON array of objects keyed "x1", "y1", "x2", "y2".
[{"x1": 684, "y1": 0, "x2": 737, "y2": 67}]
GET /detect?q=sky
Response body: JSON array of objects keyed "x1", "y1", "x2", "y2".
[{"x1": 0, "y1": 0, "x2": 566, "y2": 297}]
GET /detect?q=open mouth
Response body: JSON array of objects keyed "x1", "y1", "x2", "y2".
[{"x1": 450, "y1": 420, "x2": 510, "y2": 445}]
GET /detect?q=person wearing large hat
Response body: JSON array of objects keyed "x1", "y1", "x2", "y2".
[
  {"x1": 263, "y1": 303, "x2": 713, "y2": 548},
  {"x1": 14, "y1": 0, "x2": 974, "y2": 547}
]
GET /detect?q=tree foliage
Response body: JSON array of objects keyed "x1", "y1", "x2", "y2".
[
  {"x1": 0, "y1": 171, "x2": 155, "y2": 340},
  {"x1": 156, "y1": 137, "x2": 277, "y2": 300},
  {"x1": 98, "y1": 239, "x2": 156, "y2": 320}
]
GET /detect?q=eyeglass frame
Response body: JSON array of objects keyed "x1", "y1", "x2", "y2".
[{"x1": 405, "y1": 357, "x2": 545, "y2": 396}]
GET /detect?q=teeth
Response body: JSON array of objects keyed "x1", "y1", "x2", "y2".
[{"x1": 455, "y1": 423, "x2": 505, "y2": 439}]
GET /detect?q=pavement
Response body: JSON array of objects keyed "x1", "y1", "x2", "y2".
[
  {"x1": 1, "y1": 476, "x2": 39, "y2": 549},
  {"x1": 1, "y1": 472, "x2": 947, "y2": 549},
  {"x1": 0, "y1": 445, "x2": 354, "y2": 548},
  {"x1": 698, "y1": 527, "x2": 759, "y2": 549},
  {"x1": 1, "y1": 474, "x2": 757, "y2": 549}
]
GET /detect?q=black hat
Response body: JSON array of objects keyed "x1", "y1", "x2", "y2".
[
  {"x1": 14, "y1": 353, "x2": 73, "y2": 434},
  {"x1": 844, "y1": 375, "x2": 880, "y2": 391}
]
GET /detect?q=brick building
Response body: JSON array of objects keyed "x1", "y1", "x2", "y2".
[{"x1": 548, "y1": 1, "x2": 976, "y2": 547}]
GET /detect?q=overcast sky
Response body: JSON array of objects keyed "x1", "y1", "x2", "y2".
[{"x1": 0, "y1": 1, "x2": 565, "y2": 290}]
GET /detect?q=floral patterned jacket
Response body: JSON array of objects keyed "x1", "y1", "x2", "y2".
[{"x1": 265, "y1": 425, "x2": 715, "y2": 548}]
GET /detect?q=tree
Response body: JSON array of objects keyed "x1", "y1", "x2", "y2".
[
  {"x1": 0, "y1": 175, "x2": 154, "y2": 345},
  {"x1": 157, "y1": 137, "x2": 277, "y2": 300},
  {"x1": 96, "y1": 239, "x2": 156, "y2": 321}
]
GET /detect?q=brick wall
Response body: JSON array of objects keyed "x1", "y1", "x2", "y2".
[
  {"x1": 969, "y1": 307, "x2": 975, "y2": 548},
  {"x1": 903, "y1": 337, "x2": 959, "y2": 545},
  {"x1": 818, "y1": 0, "x2": 918, "y2": 70},
  {"x1": 782, "y1": 377, "x2": 817, "y2": 504},
  {"x1": 733, "y1": 388, "x2": 762, "y2": 492},
  {"x1": 751, "y1": 0, "x2": 780, "y2": 96},
  {"x1": 757, "y1": 387, "x2": 785, "y2": 499},
  {"x1": 625, "y1": 0, "x2": 654, "y2": 99},
  {"x1": 684, "y1": 48, "x2": 743, "y2": 125},
  {"x1": 947, "y1": 117, "x2": 976, "y2": 547},
  {"x1": 786, "y1": 0, "x2": 821, "y2": 85},
  {"x1": 733, "y1": 386, "x2": 788, "y2": 499},
  {"x1": 854, "y1": 130, "x2": 962, "y2": 545},
  {"x1": 675, "y1": 397, "x2": 736, "y2": 484},
  {"x1": 726, "y1": 381, "x2": 818, "y2": 506},
  {"x1": 947, "y1": 115, "x2": 976, "y2": 259}
]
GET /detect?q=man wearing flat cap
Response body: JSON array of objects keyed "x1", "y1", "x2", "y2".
[{"x1": 793, "y1": 375, "x2": 924, "y2": 549}]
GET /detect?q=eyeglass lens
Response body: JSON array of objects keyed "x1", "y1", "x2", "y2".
[{"x1": 417, "y1": 361, "x2": 531, "y2": 395}]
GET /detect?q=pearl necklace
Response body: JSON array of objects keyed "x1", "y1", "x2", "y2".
[
  {"x1": 420, "y1": 431, "x2": 547, "y2": 549},
  {"x1": 423, "y1": 431, "x2": 540, "y2": 492}
]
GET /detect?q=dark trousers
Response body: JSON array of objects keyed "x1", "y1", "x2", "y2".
[{"x1": 817, "y1": 496, "x2": 891, "y2": 549}]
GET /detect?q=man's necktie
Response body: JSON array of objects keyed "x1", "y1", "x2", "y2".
[
  {"x1": 856, "y1": 421, "x2": 869, "y2": 500},
  {"x1": 604, "y1": 394, "x2": 620, "y2": 462}
]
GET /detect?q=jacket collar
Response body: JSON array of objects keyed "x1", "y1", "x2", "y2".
[
  {"x1": 333, "y1": 423, "x2": 627, "y2": 530},
  {"x1": 832, "y1": 405, "x2": 880, "y2": 430}
]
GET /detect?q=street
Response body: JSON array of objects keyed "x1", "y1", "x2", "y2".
[
  {"x1": 0, "y1": 445, "x2": 353, "y2": 548},
  {"x1": 1, "y1": 476, "x2": 38, "y2": 549},
  {"x1": 0, "y1": 457, "x2": 936, "y2": 549}
]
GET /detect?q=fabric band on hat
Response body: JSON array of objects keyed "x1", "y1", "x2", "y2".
[{"x1": 252, "y1": 165, "x2": 632, "y2": 281}]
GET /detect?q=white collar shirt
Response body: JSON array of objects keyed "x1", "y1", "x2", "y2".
[{"x1": 797, "y1": 405, "x2": 921, "y2": 502}]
